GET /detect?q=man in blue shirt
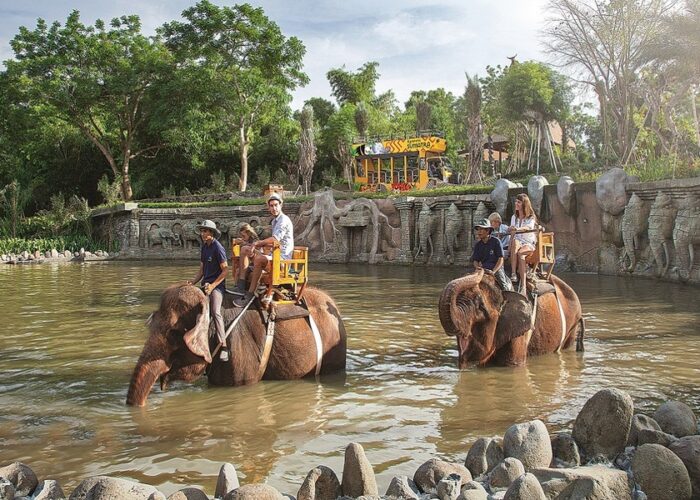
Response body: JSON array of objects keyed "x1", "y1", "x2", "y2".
[
  {"x1": 233, "y1": 192, "x2": 294, "y2": 307},
  {"x1": 471, "y1": 219, "x2": 512, "y2": 291},
  {"x1": 188, "y1": 219, "x2": 228, "y2": 357}
]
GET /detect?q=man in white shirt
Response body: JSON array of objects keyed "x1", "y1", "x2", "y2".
[{"x1": 233, "y1": 192, "x2": 294, "y2": 307}]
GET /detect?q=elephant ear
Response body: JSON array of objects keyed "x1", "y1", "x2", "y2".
[
  {"x1": 494, "y1": 291, "x2": 534, "y2": 350},
  {"x1": 183, "y1": 299, "x2": 212, "y2": 363}
]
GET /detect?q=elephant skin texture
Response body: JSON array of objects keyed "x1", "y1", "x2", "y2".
[
  {"x1": 620, "y1": 193, "x2": 649, "y2": 272},
  {"x1": 672, "y1": 193, "x2": 700, "y2": 280},
  {"x1": 126, "y1": 285, "x2": 347, "y2": 406},
  {"x1": 647, "y1": 191, "x2": 677, "y2": 277},
  {"x1": 438, "y1": 269, "x2": 584, "y2": 368}
]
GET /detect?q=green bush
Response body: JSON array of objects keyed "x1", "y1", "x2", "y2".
[{"x1": 0, "y1": 235, "x2": 114, "y2": 255}]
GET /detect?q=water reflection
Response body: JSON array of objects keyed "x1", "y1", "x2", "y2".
[{"x1": 0, "y1": 262, "x2": 698, "y2": 495}]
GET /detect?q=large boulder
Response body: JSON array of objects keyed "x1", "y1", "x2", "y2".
[
  {"x1": 465, "y1": 437, "x2": 504, "y2": 478},
  {"x1": 167, "y1": 488, "x2": 209, "y2": 500},
  {"x1": 223, "y1": 484, "x2": 283, "y2": 500},
  {"x1": 489, "y1": 458, "x2": 525, "y2": 489},
  {"x1": 215, "y1": 463, "x2": 240, "y2": 498},
  {"x1": 503, "y1": 420, "x2": 552, "y2": 470},
  {"x1": 413, "y1": 459, "x2": 472, "y2": 495},
  {"x1": 491, "y1": 179, "x2": 519, "y2": 215},
  {"x1": 340, "y1": 442, "x2": 378, "y2": 497},
  {"x1": 632, "y1": 443, "x2": 691, "y2": 500},
  {"x1": 298, "y1": 465, "x2": 342, "y2": 500},
  {"x1": 596, "y1": 167, "x2": 634, "y2": 215},
  {"x1": 654, "y1": 401, "x2": 698, "y2": 438},
  {"x1": 0, "y1": 478, "x2": 15, "y2": 500},
  {"x1": 384, "y1": 475, "x2": 420, "y2": 499},
  {"x1": 669, "y1": 436, "x2": 700, "y2": 499},
  {"x1": 557, "y1": 176, "x2": 576, "y2": 215},
  {"x1": 527, "y1": 175, "x2": 549, "y2": 215},
  {"x1": 550, "y1": 432, "x2": 580, "y2": 467},
  {"x1": 531, "y1": 466, "x2": 632, "y2": 499},
  {"x1": 458, "y1": 481, "x2": 488, "y2": 500},
  {"x1": 572, "y1": 388, "x2": 634, "y2": 460},
  {"x1": 436, "y1": 473, "x2": 462, "y2": 500},
  {"x1": 503, "y1": 473, "x2": 546, "y2": 500},
  {"x1": 0, "y1": 462, "x2": 38, "y2": 497},
  {"x1": 33, "y1": 480, "x2": 66, "y2": 499},
  {"x1": 638, "y1": 428, "x2": 678, "y2": 447},
  {"x1": 627, "y1": 414, "x2": 663, "y2": 447},
  {"x1": 69, "y1": 476, "x2": 165, "y2": 500}
]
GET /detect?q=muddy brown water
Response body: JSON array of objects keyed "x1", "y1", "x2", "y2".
[{"x1": 0, "y1": 261, "x2": 698, "y2": 496}]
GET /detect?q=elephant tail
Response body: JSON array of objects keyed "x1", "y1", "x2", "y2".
[{"x1": 575, "y1": 317, "x2": 585, "y2": 352}]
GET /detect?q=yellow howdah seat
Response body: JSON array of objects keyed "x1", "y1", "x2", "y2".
[
  {"x1": 526, "y1": 231, "x2": 555, "y2": 279},
  {"x1": 231, "y1": 241, "x2": 308, "y2": 305}
]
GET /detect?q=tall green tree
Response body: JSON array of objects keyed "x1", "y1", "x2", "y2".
[
  {"x1": 298, "y1": 105, "x2": 316, "y2": 195},
  {"x1": 161, "y1": 1, "x2": 307, "y2": 192},
  {"x1": 458, "y1": 74, "x2": 484, "y2": 183},
  {"x1": 327, "y1": 62, "x2": 379, "y2": 106},
  {"x1": 7, "y1": 11, "x2": 177, "y2": 201}
]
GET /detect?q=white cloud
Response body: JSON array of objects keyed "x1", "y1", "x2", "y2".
[{"x1": 372, "y1": 12, "x2": 476, "y2": 55}]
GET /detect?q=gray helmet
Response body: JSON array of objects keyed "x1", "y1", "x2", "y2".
[
  {"x1": 473, "y1": 218, "x2": 493, "y2": 232},
  {"x1": 267, "y1": 192, "x2": 283, "y2": 204},
  {"x1": 195, "y1": 219, "x2": 221, "y2": 239}
]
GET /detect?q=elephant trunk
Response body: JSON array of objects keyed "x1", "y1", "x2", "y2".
[
  {"x1": 438, "y1": 270, "x2": 484, "y2": 336},
  {"x1": 126, "y1": 351, "x2": 170, "y2": 407},
  {"x1": 649, "y1": 239, "x2": 664, "y2": 277},
  {"x1": 622, "y1": 233, "x2": 636, "y2": 272}
]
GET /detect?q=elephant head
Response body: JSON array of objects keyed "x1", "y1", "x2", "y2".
[
  {"x1": 438, "y1": 269, "x2": 533, "y2": 368},
  {"x1": 126, "y1": 284, "x2": 212, "y2": 407}
]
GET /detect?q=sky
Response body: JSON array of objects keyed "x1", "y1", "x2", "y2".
[{"x1": 0, "y1": 0, "x2": 552, "y2": 111}]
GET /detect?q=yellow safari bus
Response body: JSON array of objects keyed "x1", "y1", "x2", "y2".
[{"x1": 352, "y1": 131, "x2": 452, "y2": 192}]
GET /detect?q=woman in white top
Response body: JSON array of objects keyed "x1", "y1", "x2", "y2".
[{"x1": 508, "y1": 193, "x2": 538, "y2": 293}]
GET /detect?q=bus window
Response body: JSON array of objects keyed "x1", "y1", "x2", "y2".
[
  {"x1": 408, "y1": 156, "x2": 418, "y2": 182},
  {"x1": 381, "y1": 158, "x2": 391, "y2": 184}
]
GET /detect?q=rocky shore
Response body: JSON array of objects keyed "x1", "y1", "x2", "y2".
[
  {"x1": 1, "y1": 388, "x2": 699, "y2": 499},
  {"x1": 1, "y1": 249, "x2": 114, "y2": 265}
]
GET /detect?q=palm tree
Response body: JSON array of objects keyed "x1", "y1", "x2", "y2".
[{"x1": 463, "y1": 74, "x2": 484, "y2": 184}]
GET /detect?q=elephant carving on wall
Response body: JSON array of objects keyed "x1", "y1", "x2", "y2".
[
  {"x1": 126, "y1": 284, "x2": 347, "y2": 407},
  {"x1": 414, "y1": 202, "x2": 439, "y2": 262},
  {"x1": 170, "y1": 220, "x2": 200, "y2": 250},
  {"x1": 443, "y1": 203, "x2": 464, "y2": 264},
  {"x1": 438, "y1": 270, "x2": 584, "y2": 368},
  {"x1": 620, "y1": 193, "x2": 649, "y2": 272},
  {"x1": 672, "y1": 193, "x2": 700, "y2": 280},
  {"x1": 146, "y1": 224, "x2": 179, "y2": 249},
  {"x1": 647, "y1": 191, "x2": 677, "y2": 277}
]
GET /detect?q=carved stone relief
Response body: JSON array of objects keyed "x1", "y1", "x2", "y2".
[
  {"x1": 647, "y1": 191, "x2": 677, "y2": 277},
  {"x1": 672, "y1": 193, "x2": 700, "y2": 280},
  {"x1": 620, "y1": 193, "x2": 650, "y2": 272}
]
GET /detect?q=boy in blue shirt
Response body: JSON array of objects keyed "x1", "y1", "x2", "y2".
[{"x1": 471, "y1": 219, "x2": 513, "y2": 291}]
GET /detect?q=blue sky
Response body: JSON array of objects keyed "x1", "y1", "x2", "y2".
[{"x1": 0, "y1": 0, "x2": 551, "y2": 110}]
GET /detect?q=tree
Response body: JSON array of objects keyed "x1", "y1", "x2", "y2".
[
  {"x1": 416, "y1": 101, "x2": 432, "y2": 131},
  {"x1": 7, "y1": 11, "x2": 177, "y2": 200},
  {"x1": 327, "y1": 62, "x2": 379, "y2": 106},
  {"x1": 161, "y1": 1, "x2": 308, "y2": 192},
  {"x1": 298, "y1": 105, "x2": 316, "y2": 194},
  {"x1": 543, "y1": 0, "x2": 674, "y2": 164},
  {"x1": 303, "y1": 97, "x2": 336, "y2": 129},
  {"x1": 354, "y1": 102, "x2": 369, "y2": 139},
  {"x1": 460, "y1": 74, "x2": 484, "y2": 183}
]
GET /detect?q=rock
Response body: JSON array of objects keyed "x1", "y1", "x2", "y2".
[
  {"x1": 631, "y1": 443, "x2": 691, "y2": 500},
  {"x1": 436, "y1": 473, "x2": 462, "y2": 500},
  {"x1": 669, "y1": 436, "x2": 700, "y2": 499},
  {"x1": 557, "y1": 176, "x2": 575, "y2": 214},
  {"x1": 20, "y1": 251, "x2": 29, "y2": 260},
  {"x1": 531, "y1": 466, "x2": 632, "y2": 499},
  {"x1": 0, "y1": 478, "x2": 15, "y2": 500},
  {"x1": 458, "y1": 480, "x2": 488, "y2": 500},
  {"x1": 298, "y1": 465, "x2": 341, "y2": 500},
  {"x1": 627, "y1": 414, "x2": 663, "y2": 446},
  {"x1": 167, "y1": 487, "x2": 208, "y2": 500},
  {"x1": 33, "y1": 479, "x2": 66, "y2": 500},
  {"x1": 0, "y1": 254, "x2": 6, "y2": 261},
  {"x1": 223, "y1": 484, "x2": 283, "y2": 500},
  {"x1": 637, "y1": 428, "x2": 678, "y2": 447},
  {"x1": 654, "y1": 401, "x2": 698, "y2": 438},
  {"x1": 527, "y1": 175, "x2": 549, "y2": 214},
  {"x1": 68, "y1": 476, "x2": 165, "y2": 499},
  {"x1": 550, "y1": 432, "x2": 580, "y2": 467},
  {"x1": 489, "y1": 458, "x2": 524, "y2": 489},
  {"x1": 503, "y1": 473, "x2": 546, "y2": 500},
  {"x1": 45, "y1": 251, "x2": 52, "y2": 259},
  {"x1": 596, "y1": 167, "x2": 634, "y2": 215},
  {"x1": 572, "y1": 388, "x2": 634, "y2": 460},
  {"x1": 215, "y1": 463, "x2": 240, "y2": 499},
  {"x1": 341, "y1": 442, "x2": 378, "y2": 497},
  {"x1": 64, "y1": 250, "x2": 72, "y2": 258},
  {"x1": 384, "y1": 476, "x2": 420, "y2": 499},
  {"x1": 0, "y1": 462, "x2": 38, "y2": 497},
  {"x1": 50, "y1": 249, "x2": 59, "y2": 258},
  {"x1": 503, "y1": 420, "x2": 552, "y2": 470},
  {"x1": 465, "y1": 437, "x2": 504, "y2": 477},
  {"x1": 73, "y1": 252, "x2": 79, "y2": 258},
  {"x1": 33, "y1": 250, "x2": 41, "y2": 260},
  {"x1": 490, "y1": 179, "x2": 519, "y2": 215},
  {"x1": 413, "y1": 459, "x2": 472, "y2": 495}
]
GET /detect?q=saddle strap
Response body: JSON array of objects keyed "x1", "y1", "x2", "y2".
[
  {"x1": 307, "y1": 314, "x2": 324, "y2": 376},
  {"x1": 257, "y1": 318, "x2": 276, "y2": 379},
  {"x1": 554, "y1": 289, "x2": 567, "y2": 352}
]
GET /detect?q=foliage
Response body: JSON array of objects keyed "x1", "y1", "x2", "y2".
[
  {"x1": 327, "y1": 62, "x2": 379, "y2": 105},
  {"x1": 97, "y1": 174, "x2": 123, "y2": 205},
  {"x1": 298, "y1": 105, "x2": 317, "y2": 195},
  {"x1": 0, "y1": 236, "x2": 112, "y2": 255}
]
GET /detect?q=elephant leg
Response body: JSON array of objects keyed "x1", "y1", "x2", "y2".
[
  {"x1": 690, "y1": 244, "x2": 695, "y2": 273},
  {"x1": 661, "y1": 240, "x2": 671, "y2": 277}
]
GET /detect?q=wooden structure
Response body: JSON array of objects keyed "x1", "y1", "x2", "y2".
[{"x1": 526, "y1": 230, "x2": 555, "y2": 279}]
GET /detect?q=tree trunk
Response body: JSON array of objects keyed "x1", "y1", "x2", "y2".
[
  {"x1": 692, "y1": 86, "x2": 700, "y2": 147},
  {"x1": 239, "y1": 125, "x2": 249, "y2": 192},
  {"x1": 121, "y1": 156, "x2": 133, "y2": 201}
]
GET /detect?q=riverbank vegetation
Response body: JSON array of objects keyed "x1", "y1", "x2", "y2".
[{"x1": 0, "y1": 0, "x2": 697, "y2": 220}]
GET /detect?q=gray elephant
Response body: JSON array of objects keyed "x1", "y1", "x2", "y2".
[
  {"x1": 620, "y1": 193, "x2": 649, "y2": 272},
  {"x1": 647, "y1": 191, "x2": 677, "y2": 277},
  {"x1": 672, "y1": 193, "x2": 700, "y2": 280},
  {"x1": 146, "y1": 225, "x2": 178, "y2": 249}
]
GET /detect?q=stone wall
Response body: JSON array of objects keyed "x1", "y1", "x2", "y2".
[{"x1": 92, "y1": 175, "x2": 700, "y2": 284}]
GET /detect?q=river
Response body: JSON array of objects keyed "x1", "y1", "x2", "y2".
[{"x1": 0, "y1": 261, "x2": 698, "y2": 496}]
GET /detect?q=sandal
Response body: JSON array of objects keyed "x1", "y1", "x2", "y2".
[{"x1": 510, "y1": 273, "x2": 518, "y2": 282}]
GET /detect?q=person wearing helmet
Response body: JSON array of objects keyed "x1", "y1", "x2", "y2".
[
  {"x1": 188, "y1": 220, "x2": 228, "y2": 352},
  {"x1": 233, "y1": 192, "x2": 294, "y2": 307},
  {"x1": 471, "y1": 218, "x2": 512, "y2": 291}
]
